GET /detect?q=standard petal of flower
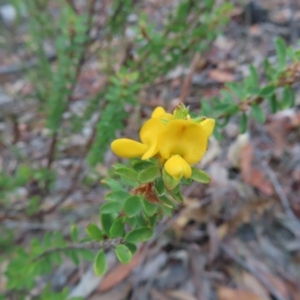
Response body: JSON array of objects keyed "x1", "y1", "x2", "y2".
[
  {"x1": 111, "y1": 139, "x2": 148, "y2": 158},
  {"x1": 200, "y1": 118, "x2": 215, "y2": 137},
  {"x1": 151, "y1": 106, "x2": 166, "y2": 118},
  {"x1": 164, "y1": 155, "x2": 192, "y2": 180},
  {"x1": 159, "y1": 120, "x2": 207, "y2": 164}
]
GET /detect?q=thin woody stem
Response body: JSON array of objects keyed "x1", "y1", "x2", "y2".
[{"x1": 32, "y1": 238, "x2": 125, "y2": 262}]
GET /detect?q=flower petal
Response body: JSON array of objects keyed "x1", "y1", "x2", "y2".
[
  {"x1": 140, "y1": 118, "x2": 165, "y2": 159},
  {"x1": 164, "y1": 155, "x2": 192, "y2": 180},
  {"x1": 200, "y1": 118, "x2": 215, "y2": 137},
  {"x1": 151, "y1": 106, "x2": 166, "y2": 118},
  {"x1": 158, "y1": 120, "x2": 207, "y2": 164},
  {"x1": 111, "y1": 139, "x2": 148, "y2": 158}
]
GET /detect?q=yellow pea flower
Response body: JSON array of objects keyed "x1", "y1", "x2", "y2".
[
  {"x1": 111, "y1": 105, "x2": 215, "y2": 180},
  {"x1": 157, "y1": 119, "x2": 212, "y2": 179}
]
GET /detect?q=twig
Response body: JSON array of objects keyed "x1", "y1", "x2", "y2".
[
  {"x1": 33, "y1": 238, "x2": 125, "y2": 262},
  {"x1": 221, "y1": 244, "x2": 289, "y2": 300},
  {"x1": 65, "y1": 0, "x2": 79, "y2": 14},
  {"x1": 179, "y1": 52, "x2": 201, "y2": 103},
  {"x1": 262, "y1": 160, "x2": 300, "y2": 236}
]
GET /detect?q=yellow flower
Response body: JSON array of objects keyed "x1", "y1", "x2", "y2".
[
  {"x1": 111, "y1": 106, "x2": 215, "y2": 180},
  {"x1": 151, "y1": 106, "x2": 174, "y2": 121},
  {"x1": 111, "y1": 107, "x2": 170, "y2": 160},
  {"x1": 200, "y1": 118, "x2": 215, "y2": 137},
  {"x1": 111, "y1": 118, "x2": 164, "y2": 160},
  {"x1": 157, "y1": 119, "x2": 211, "y2": 179}
]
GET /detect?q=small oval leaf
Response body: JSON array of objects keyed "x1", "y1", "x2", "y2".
[
  {"x1": 115, "y1": 244, "x2": 132, "y2": 263},
  {"x1": 86, "y1": 223, "x2": 103, "y2": 241},
  {"x1": 138, "y1": 166, "x2": 160, "y2": 183},
  {"x1": 94, "y1": 250, "x2": 107, "y2": 276},
  {"x1": 110, "y1": 218, "x2": 125, "y2": 238},
  {"x1": 125, "y1": 227, "x2": 154, "y2": 243},
  {"x1": 100, "y1": 201, "x2": 123, "y2": 214},
  {"x1": 123, "y1": 196, "x2": 142, "y2": 217},
  {"x1": 190, "y1": 168, "x2": 210, "y2": 184},
  {"x1": 163, "y1": 168, "x2": 179, "y2": 190}
]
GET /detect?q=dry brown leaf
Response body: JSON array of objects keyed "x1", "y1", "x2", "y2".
[
  {"x1": 98, "y1": 251, "x2": 143, "y2": 292},
  {"x1": 266, "y1": 109, "x2": 300, "y2": 156},
  {"x1": 241, "y1": 272, "x2": 271, "y2": 300},
  {"x1": 209, "y1": 69, "x2": 235, "y2": 83},
  {"x1": 261, "y1": 271, "x2": 290, "y2": 300},
  {"x1": 240, "y1": 143, "x2": 273, "y2": 196},
  {"x1": 217, "y1": 286, "x2": 265, "y2": 300},
  {"x1": 165, "y1": 289, "x2": 198, "y2": 300}
]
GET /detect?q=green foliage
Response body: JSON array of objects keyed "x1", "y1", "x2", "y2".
[
  {"x1": 115, "y1": 244, "x2": 132, "y2": 263},
  {"x1": 123, "y1": 196, "x2": 143, "y2": 217},
  {"x1": 93, "y1": 250, "x2": 107, "y2": 276},
  {"x1": 190, "y1": 168, "x2": 211, "y2": 184},
  {"x1": 200, "y1": 37, "x2": 300, "y2": 137},
  {"x1": 138, "y1": 165, "x2": 160, "y2": 183}
]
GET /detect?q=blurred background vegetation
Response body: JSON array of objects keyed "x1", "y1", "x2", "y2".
[{"x1": 1, "y1": 0, "x2": 300, "y2": 299}]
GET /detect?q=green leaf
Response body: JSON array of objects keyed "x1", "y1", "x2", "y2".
[
  {"x1": 102, "y1": 178, "x2": 123, "y2": 191},
  {"x1": 114, "y1": 167, "x2": 138, "y2": 182},
  {"x1": 86, "y1": 223, "x2": 103, "y2": 241},
  {"x1": 268, "y1": 95, "x2": 278, "y2": 113},
  {"x1": 100, "y1": 201, "x2": 123, "y2": 214},
  {"x1": 275, "y1": 38, "x2": 287, "y2": 70},
  {"x1": 132, "y1": 160, "x2": 155, "y2": 172},
  {"x1": 100, "y1": 214, "x2": 114, "y2": 236},
  {"x1": 240, "y1": 113, "x2": 248, "y2": 134},
  {"x1": 249, "y1": 65, "x2": 259, "y2": 89},
  {"x1": 162, "y1": 168, "x2": 179, "y2": 190},
  {"x1": 190, "y1": 168, "x2": 210, "y2": 184},
  {"x1": 105, "y1": 191, "x2": 130, "y2": 202},
  {"x1": 142, "y1": 198, "x2": 158, "y2": 217},
  {"x1": 65, "y1": 249, "x2": 80, "y2": 265},
  {"x1": 78, "y1": 249, "x2": 94, "y2": 261},
  {"x1": 282, "y1": 86, "x2": 295, "y2": 108},
  {"x1": 125, "y1": 242, "x2": 137, "y2": 254},
  {"x1": 168, "y1": 186, "x2": 184, "y2": 203},
  {"x1": 259, "y1": 85, "x2": 275, "y2": 98},
  {"x1": 226, "y1": 82, "x2": 245, "y2": 98},
  {"x1": 115, "y1": 244, "x2": 132, "y2": 263},
  {"x1": 147, "y1": 214, "x2": 161, "y2": 228},
  {"x1": 123, "y1": 196, "x2": 142, "y2": 217},
  {"x1": 110, "y1": 219, "x2": 125, "y2": 238},
  {"x1": 154, "y1": 176, "x2": 166, "y2": 196},
  {"x1": 16, "y1": 165, "x2": 32, "y2": 184},
  {"x1": 125, "y1": 216, "x2": 137, "y2": 228},
  {"x1": 251, "y1": 103, "x2": 266, "y2": 124},
  {"x1": 94, "y1": 250, "x2": 106, "y2": 276},
  {"x1": 125, "y1": 227, "x2": 154, "y2": 243},
  {"x1": 136, "y1": 215, "x2": 147, "y2": 227},
  {"x1": 70, "y1": 225, "x2": 79, "y2": 242},
  {"x1": 161, "y1": 203, "x2": 173, "y2": 217},
  {"x1": 138, "y1": 165, "x2": 160, "y2": 183}
]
